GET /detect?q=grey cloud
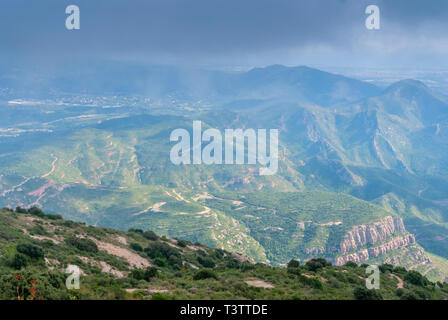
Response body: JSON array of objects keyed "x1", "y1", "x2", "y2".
[{"x1": 1, "y1": 0, "x2": 447, "y2": 67}]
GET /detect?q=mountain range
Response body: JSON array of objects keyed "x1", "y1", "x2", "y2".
[{"x1": 1, "y1": 64, "x2": 448, "y2": 281}]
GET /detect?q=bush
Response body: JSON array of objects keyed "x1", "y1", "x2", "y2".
[
  {"x1": 154, "y1": 258, "x2": 167, "y2": 267},
  {"x1": 145, "y1": 242, "x2": 180, "y2": 260},
  {"x1": 305, "y1": 258, "x2": 331, "y2": 272},
  {"x1": 197, "y1": 256, "x2": 215, "y2": 268},
  {"x1": 379, "y1": 264, "x2": 394, "y2": 273},
  {"x1": 65, "y1": 237, "x2": 98, "y2": 253},
  {"x1": 16, "y1": 243, "x2": 44, "y2": 260},
  {"x1": 404, "y1": 271, "x2": 428, "y2": 287},
  {"x1": 287, "y1": 259, "x2": 300, "y2": 268},
  {"x1": 128, "y1": 228, "x2": 143, "y2": 234},
  {"x1": 193, "y1": 269, "x2": 217, "y2": 280},
  {"x1": 29, "y1": 225, "x2": 49, "y2": 236},
  {"x1": 15, "y1": 206, "x2": 28, "y2": 214},
  {"x1": 287, "y1": 268, "x2": 301, "y2": 276},
  {"x1": 143, "y1": 231, "x2": 158, "y2": 241},
  {"x1": 144, "y1": 267, "x2": 158, "y2": 279},
  {"x1": 130, "y1": 267, "x2": 158, "y2": 281},
  {"x1": 176, "y1": 240, "x2": 187, "y2": 248},
  {"x1": 62, "y1": 220, "x2": 76, "y2": 228},
  {"x1": 344, "y1": 261, "x2": 358, "y2": 268},
  {"x1": 400, "y1": 292, "x2": 419, "y2": 300},
  {"x1": 353, "y1": 287, "x2": 383, "y2": 300},
  {"x1": 168, "y1": 255, "x2": 182, "y2": 268},
  {"x1": 151, "y1": 293, "x2": 171, "y2": 300},
  {"x1": 298, "y1": 275, "x2": 323, "y2": 290},
  {"x1": 28, "y1": 207, "x2": 45, "y2": 217},
  {"x1": 44, "y1": 214, "x2": 63, "y2": 220},
  {"x1": 11, "y1": 253, "x2": 28, "y2": 269},
  {"x1": 130, "y1": 243, "x2": 143, "y2": 252}
]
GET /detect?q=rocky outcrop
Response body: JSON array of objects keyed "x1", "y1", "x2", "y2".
[
  {"x1": 338, "y1": 216, "x2": 406, "y2": 254},
  {"x1": 330, "y1": 216, "x2": 416, "y2": 265}
]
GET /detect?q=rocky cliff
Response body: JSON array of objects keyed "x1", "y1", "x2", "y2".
[{"x1": 330, "y1": 216, "x2": 420, "y2": 265}]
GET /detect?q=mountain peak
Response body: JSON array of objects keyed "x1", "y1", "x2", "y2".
[{"x1": 385, "y1": 79, "x2": 429, "y2": 94}]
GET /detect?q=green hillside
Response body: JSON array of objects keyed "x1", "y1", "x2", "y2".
[
  {"x1": 1, "y1": 65, "x2": 448, "y2": 284},
  {"x1": 0, "y1": 207, "x2": 447, "y2": 300}
]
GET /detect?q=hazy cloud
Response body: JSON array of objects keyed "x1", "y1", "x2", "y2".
[{"x1": 1, "y1": 0, "x2": 448, "y2": 67}]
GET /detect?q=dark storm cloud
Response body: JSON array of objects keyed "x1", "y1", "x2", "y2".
[{"x1": 1, "y1": 0, "x2": 447, "y2": 66}]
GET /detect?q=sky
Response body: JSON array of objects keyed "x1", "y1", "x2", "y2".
[{"x1": 1, "y1": 0, "x2": 448, "y2": 69}]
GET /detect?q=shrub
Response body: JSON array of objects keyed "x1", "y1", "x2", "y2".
[
  {"x1": 193, "y1": 269, "x2": 217, "y2": 280},
  {"x1": 44, "y1": 214, "x2": 63, "y2": 220},
  {"x1": 65, "y1": 237, "x2": 98, "y2": 253},
  {"x1": 344, "y1": 261, "x2": 358, "y2": 268},
  {"x1": 144, "y1": 267, "x2": 158, "y2": 280},
  {"x1": 62, "y1": 220, "x2": 76, "y2": 228},
  {"x1": 287, "y1": 259, "x2": 300, "y2": 268},
  {"x1": 128, "y1": 228, "x2": 143, "y2": 234},
  {"x1": 176, "y1": 240, "x2": 187, "y2": 248},
  {"x1": 143, "y1": 231, "x2": 158, "y2": 241},
  {"x1": 154, "y1": 258, "x2": 167, "y2": 267},
  {"x1": 379, "y1": 264, "x2": 394, "y2": 273},
  {"x1": 305, "y1": 258, "x2": 331, "y2": 272},
  {"x1": 197, "y1": 256, "x2": 215, "y2": 268},
  {"x1": 353, "y1": 287, "x2": 383, "y2": 300},
  {"x1": 151, "y1": 293, "x2": 171, "y2": 300},
  {"x1": 16, "y1": 243, "x2": 44, "y2": 260},
  {"x1": 214, "y1": 249, "x2": 225, "y2": 259},
  {"x1": 400, "y1": 292, "x2": 419, "y2": 300},
  {"x1": 298, "y1": 275, "x2": 323, "y2": 290},
  {"x1": 28, "y1": 207, "x2": 45, "y2": 217},
  {"x1": 145, "y1": 242, "x2": 180, "y2": 260},
  {"x1": 15, "y1": 206, "x2": 28, "y2": 214},
  {"x1": 168, "y1": 255, "x2": 182, "y2": 268},
  {"x1": 130, "y1": 267, "x2": 158, "y2": 281},
  {"x1": 225, "y1": 258, "x2": 240, "y2": 269},
  {"x1": 130, "y1": 243, "x2": 143, "y2": 252},
  {"x1": 404, "y1": 271, "x2": 428, "y2": 287},
  {"x1": 11, "y1": 253, "x2": 28, "y2": 269},
  {"x1": 29, "y1": 225, "x2": 49, "y2": 236},
  {"x1": 287, "y1": 268, "x2": 301, "y2": 276}
]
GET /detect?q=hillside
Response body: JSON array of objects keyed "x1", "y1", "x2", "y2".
[
  {"x1": 1, "y1": 207, "x2": 447, "y2": 300},
  {"x1": 1, "y1": 65, "x2": 448, "y2": 283}
]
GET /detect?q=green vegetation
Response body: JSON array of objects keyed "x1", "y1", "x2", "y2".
[{"x1": 0, "y1": 207, "x2": 447, "y2": 300}]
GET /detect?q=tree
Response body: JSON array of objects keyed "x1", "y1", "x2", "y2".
[
  {"x1": 176, "y1": 240, "x2": 187, "y2": 248},
  {"x1": 287, "y1": 259, "x2": 300, "y2": 268},
  {"x1": 16, "y1": 243, "x2": 44, "y2": 260},
  {"x1": 197, "y1": 256, "x2": 215, "y2": 268},
  {"x1": 404, "y1": 271, "x2": 428, "y2": 287},
  {"x1": 65, "y1": 237, "x2": 98, "y2": 253},
  {"x1": 11, "y1": 253, "x2": 28, "y2": 269},
  {"x1": 143, "y1": 231, "x2": 158, "y2": 241},
  {"x1": 305, "y1": 258, "x2": 331, "y2": 272},
  {"x1": 193, "y1": 269, "x2": 217, "y2": 280},
  {"x1": 130, "y1": 243, "x2": 143, "y2": 252}
]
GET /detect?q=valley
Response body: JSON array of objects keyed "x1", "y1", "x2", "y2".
[{"x1": 1, "y1": 64, "x2": 448, "y2": 281}]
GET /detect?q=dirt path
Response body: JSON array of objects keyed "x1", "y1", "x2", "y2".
[
  {"x1": 132, "y1": 202, "x2": 166, "y2": 216},
  {"x1": 390, "y1": 274, "x2": 404, "y2": 289},
  {"x1": 41, "y1": 156, "x2": 58, "y2": 178},
  {"x1": 245, "y1": 279, "x2": 275, "y2": 289}
]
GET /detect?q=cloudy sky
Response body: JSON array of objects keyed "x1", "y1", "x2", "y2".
[{"x1": 1, "y1": 0, "x2": 448, "y2": 69}]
